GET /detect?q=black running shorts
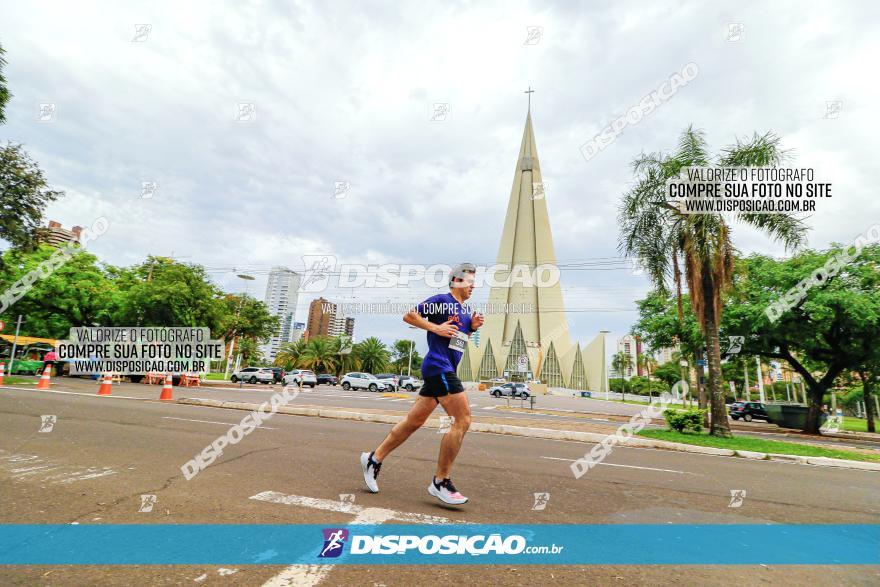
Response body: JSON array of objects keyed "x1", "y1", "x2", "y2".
[{"x1": 419, "y1": 372, "x2": 465, "y2": 399}]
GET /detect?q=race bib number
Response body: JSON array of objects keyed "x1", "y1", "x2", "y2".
[{"x1": 448, "y1": 331, "x2": 468, "y2": 353}]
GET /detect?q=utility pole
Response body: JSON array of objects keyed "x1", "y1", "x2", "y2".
[
  {"x1": 8, "y1": 315, "x2": 23, "y2": 371},
  {"x1": 743, "y1": 361, "x2": 750, "y2": 402},
  {"x1": 407, "y1": 340, "x2": 414, "y2": 377}
]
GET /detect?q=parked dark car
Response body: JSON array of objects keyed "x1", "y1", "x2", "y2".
[
  {"x1": 269, "y1": 367, "x2": 285, "y2": 383},
  {"x1": 316, "y1": 374, "x2": 338, "y2": 385},
  {"x1": 729, "y1": 402, "x2": 773, "y2": 423}
]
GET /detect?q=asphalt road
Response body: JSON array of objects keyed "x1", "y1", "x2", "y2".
[
  {"x1": 1, "y1": 384, "x2": 878, "y2": 586},
  {"x1": 9, "y1": 375, "x2": 878, "y2": 450}
]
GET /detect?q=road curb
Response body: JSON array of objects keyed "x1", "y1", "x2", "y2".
[
  {"x1": 176, "y1": 398, "x2": 880, "y2": 472},
  {"x1": 735, "y1": 450, "x2": 769, "y2": 460}
]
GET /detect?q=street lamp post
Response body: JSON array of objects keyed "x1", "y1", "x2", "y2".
[
  {"x1": 755, "y1": 356, "x2": 766, "y2": 404},
  {"x1": 600, "y1": 330, "x2": 611, "y2": 400}
]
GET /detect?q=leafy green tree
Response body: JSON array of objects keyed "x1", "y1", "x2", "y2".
[
  {"x1": 216, "y1": 293, "x2": 277, "y2": 344},
  {"x1": 0, "y1": 143, "x2": 65, "y2": 250},
  {"x1": 107, "y1": 257, "x2": 224, "y2": 329},
  {"x1": 391, "y1": 339, "x2": 421, "y2": 375},
  {"x1": 354, "y1": 337, "x2": 390, "y2": 374},
  {"x1": 619, "y1": 126, "x2": 807, "y2": 436},
  {"x1": 653, "y1": 360, "x2": 682, "y2": 387},
  {"x1": 722, "y1": 246, "x2": 880, "y2": 433},
  {"x1": 0, "y1": 244, "x2": 114, "y2": 337},
  {"x1": 632, "y1": 291, "x2": 705, "y2": 398}
]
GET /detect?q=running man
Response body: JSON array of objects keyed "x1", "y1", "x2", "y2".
[{"x1": 360, "y1": 263, "x2": 483, "y2": 505}]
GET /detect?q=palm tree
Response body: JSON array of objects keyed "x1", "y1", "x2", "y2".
[
  {"x1": 274, "y1": 338, "x2": 306, "y2": 370},
  {"x1": 611, "y1": 351, "x2": 634, "y2": 400},
  {"x1": 639, "y1": 353, "x2": 658, "y2": 396},
  {"x1": 329, "y1": 335, "x2": 359, "y2": 377},
  {"x1": 354, "y1": 337, "x2": 390, "y2": 374},
  {"x1": 298, "y1": 336, "x2": 338, "y2": 374},
  {"x1": 619, "y1": 126, "x2": 806, "y2": 437}
]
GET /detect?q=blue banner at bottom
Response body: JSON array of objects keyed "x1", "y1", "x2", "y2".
[{"x1": 0, "y1": 525, "x2": 877, "y2": 565}]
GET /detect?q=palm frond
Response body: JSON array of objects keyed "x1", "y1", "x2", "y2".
[
  {"x1": 737, "y1": 213, "x2": 808, "y2": 253},
  {"x1": 718, "y1": 131, "x2": 790, "y2": 167}
]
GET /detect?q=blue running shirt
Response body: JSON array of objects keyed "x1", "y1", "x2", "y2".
[{"x1": 416, "y1": 293, "x2": 473, "y2": 378}]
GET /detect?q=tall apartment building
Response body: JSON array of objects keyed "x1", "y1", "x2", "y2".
[
  {"x1": 290, "y1": 322, "x2": 306, "y2": 343},
  {"x1": 307, "y1": 297, "x2": 335, "y2": 338},
  {"x1": 329, "y1": 313, "x2": 356, "y2": 338},
  {"x1": 36, "y1": 220, "x2": 82, "y2": 247},
  {"x1": 261, "y1": 266, "x2": 302, "y2": 360},
  {"x1": 306, "y1": 298, "x2": 355, "y2": 339}
]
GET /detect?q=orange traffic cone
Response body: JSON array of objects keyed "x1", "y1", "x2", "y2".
[
  {"x1": 37, "y1": 365, "x2": 52, "y2": 390},
  {"x1": 97, "y1": 373, "x2": 113, "y2": 395},
  {"x1": 0, "y1": 362, "x2": 5, "y2": 385},
  {"x1": 159, "y1": 373, "x2": 174, "y2": 400}
]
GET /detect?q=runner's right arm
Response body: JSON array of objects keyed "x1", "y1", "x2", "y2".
[{"x1": 404, "y1": 295, "x2": 459, "y2": 338}]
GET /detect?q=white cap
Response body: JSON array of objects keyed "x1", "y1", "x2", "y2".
[{"x1": 448, "y1": 262, "x2": 476, "y2": 286}]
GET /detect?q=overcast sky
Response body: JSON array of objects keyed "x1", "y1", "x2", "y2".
[{"x1": 2, "y1": 0, "x2": 878, "y2": 358}]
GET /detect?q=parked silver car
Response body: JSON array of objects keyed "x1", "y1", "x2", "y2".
[{"x1": 488, "y1": 382, "x2": 531, "y2": 398}]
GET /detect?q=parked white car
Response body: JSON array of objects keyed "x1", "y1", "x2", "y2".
[
  {"x1": 374, "y1": 373, "x2": 399, "y2": 391},
  {"x1": 397, "y1": 376, "x2": 422, "y2": 391},
  {"x1": 341, "y1": 372, "x2": 389, "y2": 392},
  {"x1": 283, "y1": 369, "x2": 317, "y2": 388},
  {"x1": 231, "y1": 367, "x2": 274, "y2": 384}
]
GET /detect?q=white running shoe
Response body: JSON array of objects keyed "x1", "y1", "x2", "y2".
[
  {"x1": 360, "y1": 451, "x2": 381, "y2": 493},
  {"x1": 428, "y1": 477, "x2": 468, "y2": 505}
]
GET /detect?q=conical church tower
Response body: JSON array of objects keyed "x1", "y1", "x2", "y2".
[{"x1": 464, "y1": 109, "x2": 607, "y2": 393}]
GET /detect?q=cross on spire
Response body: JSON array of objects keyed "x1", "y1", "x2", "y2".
[{"x1": 524, "y1": 86, "x2": 535, "y2": 111}]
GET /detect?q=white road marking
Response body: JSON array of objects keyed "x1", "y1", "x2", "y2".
[
  {"x1": 2, "y1": 453, "x2": 118, "y2": 483},
  {"x1": 10, "y1": 465, "x2": 56, "y2": 474},
  {"x1": 252, "y1": 491, "x2": 467, "y2": 586},
  {"x1": 0, "y1": 385, "x2": 145, "y2": 400},
  {"x1": 249, "y1": 491, "x2": 464, "y2": 524},
  {"x1": 57, "y1": 468, "x2": 118, "y2": 483},
  {"x1": 162, "y1": 416, "x2": 276, "y2": 430},
  {"x1": 541, "y1": 455, "x2": 685, "y2": 474},
  {"x1": 481, "y1": 405, "x2": 498, "y2": 410}
]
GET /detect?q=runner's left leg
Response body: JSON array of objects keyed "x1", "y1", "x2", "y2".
[
  {"x1": 373, "y1": 395, "x2": 438, "y2": 461},
  {"x1": 435, "y1": 391, "x2": 471, "y2": 479}
]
